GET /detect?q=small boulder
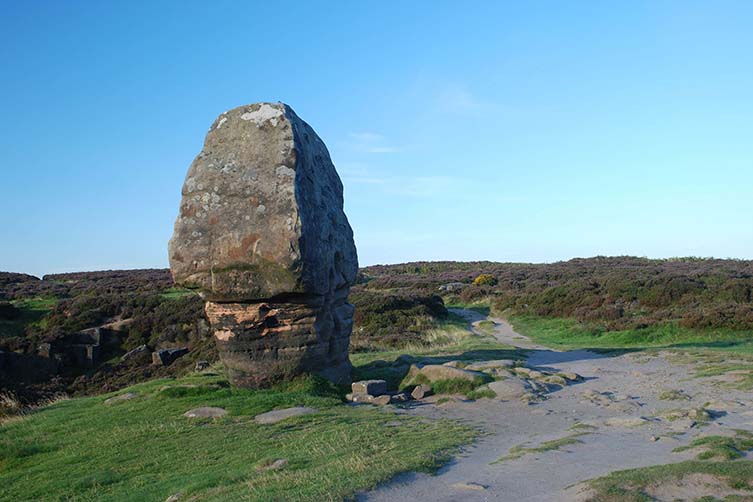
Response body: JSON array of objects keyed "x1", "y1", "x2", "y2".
[
  {"x1": 560, "y1": 372, "x2": 582, "y2": 382},
  {"x1": 487, "y1": 378, "x2": 531, "y2": 401},
  {"x1": 104, "y1": 392, "x2": 137, "y2": 405},
  {"x1": 256, "y1": 459, "x2": 288, "y2": 472},
  {"x1": 254, "y1": 407, "x2": 316, "y2": 424},
  {"x1": 351, "y1": 379, "x2": 387, "y2": 396},
  {"x1": 411, "y1": 384, "x2": 433, "y2": 400},
  {"x1": 195, "y1": 360, "x2": 210, "y2": 371},
  {"x1": 390, "y1": 392, "x2": 412, "y2": 404},
  {"x1": 345, "y1": 393, "x2": 391, "y2": 405},
  {"x1": 121, "y1": 344, "x2": 150, "y2": 363},
  {"x1": 465, "y1": 360, "x2": 516, "y2": 372},
  {"x1": 183, "y1": 407, "x2": 228, "y2": 418},
  {"x1": 152, "y1": 347, "x2": 189, "y2": 366},
  {"x1": 406, "y1": 364, "x2": 488, "y2": 384},
  {"x1": 372, "y1": 394, "x2": 391, "y2": 406},
  {"x1": 451, "y1": 482, "x2": 487, "y2": 491}
]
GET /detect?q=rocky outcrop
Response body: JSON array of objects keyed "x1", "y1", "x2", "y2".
[{"x1": 169, "y1": 102, "x2": 357, "y2": 388}]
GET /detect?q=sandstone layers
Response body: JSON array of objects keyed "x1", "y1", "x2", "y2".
[{"x1": 169, "y1": 102, "x2": 357, "y2": 388}]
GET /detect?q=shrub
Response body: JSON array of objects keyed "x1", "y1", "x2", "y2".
[{"x1": 472, "y1": 274, "x2": 498, "y2": 287}]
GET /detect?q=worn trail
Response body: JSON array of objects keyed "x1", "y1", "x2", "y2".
[{"x1": 360, "y1": 309, "x2": 753, "y2": 502}]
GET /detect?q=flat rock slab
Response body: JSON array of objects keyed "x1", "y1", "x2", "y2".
[
  {"x1": 104, "y1": 392, "x2": 137, "y2": 405},
  {"x1": 408, "y1": 364, "x2": 488, "y2": 383},
  {"x1": 465, "y1": 360, "x2": 516, "y2": 371},
  {"x1": 451, "y1": 482, "x2": 487, "y2": 491},
  {"x1": 488, "y1": 378, "x2": 532, "y2": 400},
  {"x1": 183, "y1": 407, "x2": 228, "y2": 418},
  {"x1": 254, "y1": 407, "x2": 317, "y2": 424}
]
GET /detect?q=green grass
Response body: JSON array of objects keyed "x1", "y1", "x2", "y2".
[
  {"x1": 0, "y1": 296, "x2": 57, "y2": 337},
  {"x1": 584, "y1": 460, "x2": 753, "y2": 502},
  {"x1": 673, "y1": 431, "x2": 753, "y2": 460},
  {"x1": 351, "y1": 316, "x2": 526, "y2": 390},
  {"x1": 509, "y1": 315, "x2": 753, "y2": 353},
  {"x1": 492, "y1": 432, "x2": 589, "y2": 463},
  {"x1": 659, "y1": 389, "x2": 692, "y2": 401},
  {"x1": 159, "y1": 287, "x2": 199, "y2": 300},
  {"x1": 466, "y1": 388, "x2": 497, "y2": 400},
  {"x1": 445, "y1": 301, "x2": 491, "y2": 316},
  {"x1": 0, "y1": 373, "x2": 475, "y2": 501}
]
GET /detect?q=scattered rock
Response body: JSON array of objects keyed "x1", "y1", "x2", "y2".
[
  {"x1": 254, "y1": 407, "x2": 317, "y2": 424},
  {"x1": 487, "y1": 378, "x2": 531, "y2": 400},
  {"x1": 165, "y1": 493, "x2": 181, "y2": 502},
  {"x1": 544, "y1": 375, "x2": 568, "y2": 386},
  {"x1": 152, "y1": 347, "x2": 189, "y2": 366},
  {"x1": 438, "y1": 282, "x2": 466, "y2": 293},
  {"x1": 405, "y1": 364, "x2": 488, "y2": 384},
  {"x1": 346, "y1": 393, "x2": 391, "y2": 405},
  {"x1": 352, "y1": 380, "x2": 387, "y2": 396},
  {"x1": 121, "y1": 344, "x2": 150, "y2": 363},
  {"x1": 194, "y1": 360, "x2": 210, "y2": 371},
  {"x1": 390, "y1": 392, "x2": 412, "y2": 404},
  {"x1": 169, "y1": 102, "x2": 358, "y2": 389},
  {"x1": 411, "y1": 384, "x2": 432, "y2": 400},
  {"x1": 560, "y1": 372, "x2": 582, "y2": 382},
  {"x1": 372, "y1": 394, "x2": 391, "y2": 406},
  {"x1": 451, "y1": 482, "x2": 487, "y2": 491},
  {"x1": 465, "y1": 360, "x2": 515, "y2": 372},
  {"x1": 513, "y1": 367, "x2": 532, "y2": 377},
  {"x1": 183, "y1": 407, "x2": 228, "y2": 418},
  {"x1": 256, "y1": 459, "x2": 288, "y2": 472},
  {"x1": 103, "y1": 392, "x2": 137, "y2": 405}
]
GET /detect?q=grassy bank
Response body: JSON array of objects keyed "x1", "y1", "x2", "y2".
[
  {"x1": 508, "y1": 315, "x2": 753, "y2": 353},
  {"x1": 0, "y1": 371, "x2": 475, "y2": 501},
  {"x1": 0, "y1": 296, "x2": 56, "y2": 337},
  {"x1": 351, "y1": 313, "x2": 526, "y2": 389},
  {"x1": 583, "y1": 460, "x2": 753, "y2": 501}
]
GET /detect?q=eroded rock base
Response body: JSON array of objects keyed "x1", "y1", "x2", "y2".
[{"x1": 205, "y1": 295, "x2": 353, "y2": 388}]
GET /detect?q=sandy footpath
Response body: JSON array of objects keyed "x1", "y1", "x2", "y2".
[{"x1": 360, "y1": 309, "x2": 753, "y2": 502}]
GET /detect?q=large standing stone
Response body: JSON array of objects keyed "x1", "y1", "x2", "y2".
[{"x1": 169, "y1": 102, "x2": 358, "y2": 388}]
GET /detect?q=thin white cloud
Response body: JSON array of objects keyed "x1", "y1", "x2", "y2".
[
  {"x1": 436, "y1": 84, "x2": 484, "y2": 113},
  {"x1": 346, "y1": 131, "x2": 402, "y2": 153}
]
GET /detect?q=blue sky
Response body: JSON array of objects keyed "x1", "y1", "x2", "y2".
[{"x1": 1, "y1": 1, "x2": 752, "y2": 277}]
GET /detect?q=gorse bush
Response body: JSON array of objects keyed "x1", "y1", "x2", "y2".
[{"x1": 472, "y1": 274, "x2": 498, "y2": 287}]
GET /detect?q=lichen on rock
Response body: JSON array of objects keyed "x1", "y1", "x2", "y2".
[{"x1": 169, "y1": 102, "x2": 357, "y2": 388}]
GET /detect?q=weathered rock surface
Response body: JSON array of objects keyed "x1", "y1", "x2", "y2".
[
  {"x1": 254, "y1": 406, "x2": 317, "y2": 424},
  {"x1": 352, "y1": 379, "x2": 387, "y2": 396},
  {"x1": 103, "y1": 392, "x2": 137, "y2": 405},
  {"x1": 169, "y1": 102, "x2": 358, "y2": 388},
  {"x1": 405, "y1": 364, "x2": 488, "y2": 384},
  {"x1": 487, "y1": 378, "x2": 532, "y2": 400},
  {"x1": 152, "y1": 347, "x2": 189, "y2": 366},
  {"x1": 465, "y1": 359, "x2": 516, "y2": 372},
  {"x1": 183, "y1": 407, "x2": 228, "y2": 418}
]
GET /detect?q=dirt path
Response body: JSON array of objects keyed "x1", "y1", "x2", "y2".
[{"x1": 360, "y1": 309, "x2": 753, "y2": 502}]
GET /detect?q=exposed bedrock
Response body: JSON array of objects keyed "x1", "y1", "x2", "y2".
[{"x1": 169, "y1": 102, "x2": 358, "y2": 388}]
